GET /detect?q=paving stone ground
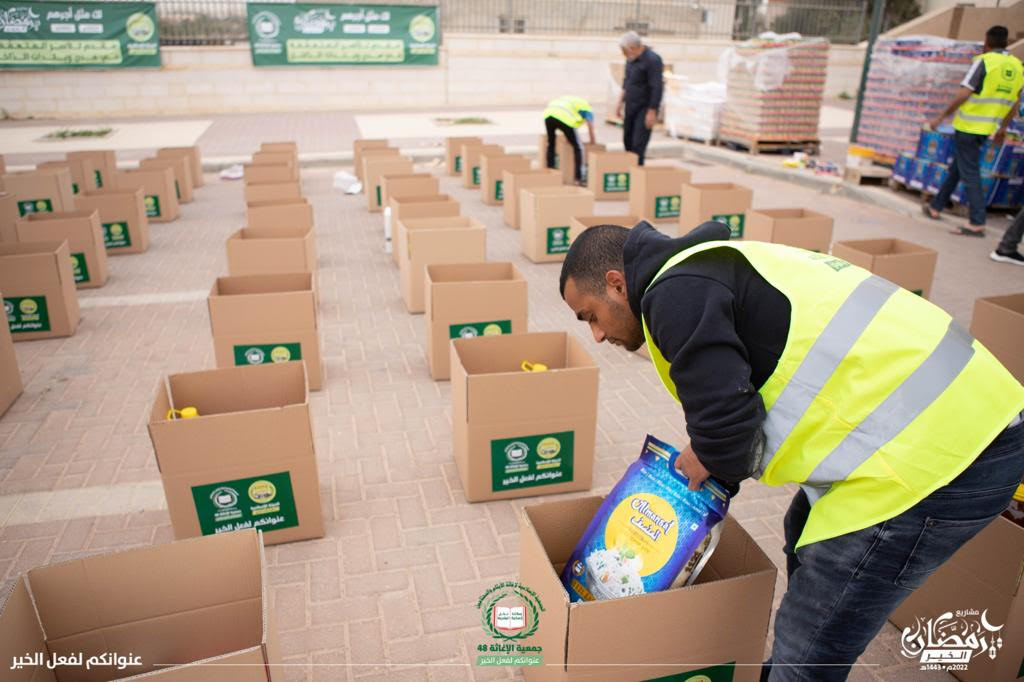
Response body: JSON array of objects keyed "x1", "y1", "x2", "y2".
[{"x1": 3, "y1": 152, "x2": 1021, "y2": 680}]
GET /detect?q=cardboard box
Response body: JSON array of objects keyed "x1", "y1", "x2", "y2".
[
  {"x1": 502, "y1": 169, "x2": 563, "y2": 229},
  {"x1": 147, "y1": 361, "x2": 324, "y2": 544},
  {"x1": 243, "y1": 163, "x2": 297, "y2": 185},
  {"x1": 226, "y1": 226, "x2": 316, "y2": 276},
  {"x1": 480, "y1": 154, "x2": 532, "y2": 206},
  {"x1": 37, "y1": 158, "x2": 99, "y2": 195},
  {"x1": 518, "y1": 497, "x2": 776, "y2": 681},
  {"x1": 446, "y1": 136, "x2": 482, "y2": 176},
  {"x1": 889, "y1": 516, "x2": 1024, "y2": 682},
  {"x1": 425, "y1": 262, "x2": 528, "y2": 380},
  {"x1": 450, "y1": 331, "x2": 598, "y2": 501},
  {"x1": 0, "y1": 529, "x2": 280, "y2": 682},
  {"x1": 892, "y1": 152, "x2": 915, "y2": 185},
  {"x1": 587, "y1": 151, "x2": 638, "y2": 200},
  {"x1": 908, "y1": 158, "x2": 931, "y2": 191},
  {"x1": 520, "y1": 186, "x2": 595, "y2": 263},
  {"x1": 139, "y1": 156, "x2": 195, "y2": 204},
  {"x1": 364, "y1": 156, "x2": 413, "y2": 212},
  {"x1": 680, "y1": 182, "x2": 753, "y2": 238},
  {"x1": 115, "y1": 167, "x2": 180, "y2": 223},
  {"x1": 1, "y1": 168, "x2": 75, "y2": 217},
  {"x1": 398, "y1": 216, "x2": 487, "y2": 314},
  {"x1": 388, "y1": 193, "x2": 460, "y2": 265},
  {"x1": 0, "y1": 241, "x2": 80, "y2": 341},
  {"x1": 243, "y1": 181, "x2": 302, "y2": 205},
  {"x1": 207, "y1": 273, "x2": 323, "y2": 390},
  {"x1": 261, "y1": 140, "x2": 298, "y2": 156},
  {"x1": 15, "y1": 210, "x2": 109, "y2": 289},
  {"x1": 158, "y1": 146, "x2": 204, "y2": 187},
  {"x1": 970, "y1": 294, "x2": 1024, "y2": 383},
  {"x1": 245, "y1": 198, "x2": 314, "y2": 230},
  {"x1": 0, "y1": 192, "x2": 19, "y2": 242},
  {"x1": 744, "y1": 208, "x2": 834, "y2": 252},
  {"x1": 252, "y1": 151, "x2": 297, "y2": 169},
  {"x1": 380, "y1": 173, "x2": 439, "y2": 212},
  {"x1": 831, "y1": 239, "x2": 938, "y2": 299},
  {"x1": 570, "y1": 215, "x2": 642, "y2": 235},
  {"x1": 357, "y1": 147, "x2": 401, "y2": 186},
  {"x1": 461, "y1": 143, "x2": 504, "y2": 188},
  {"x1": 916, "y1": 128, "x2": 954, "y2": 164},
  {"x1": 74, "y1": 187, "x2": 150, "y2": 255},
  {"x1": 539, "y1": 136, "x2": 602, "y2": 184},
  {"x1": 629, "y1": 166, "x2": 691, "y2": 222},
  {"x1": 0, "y1": 287, "x2": 22, "y2": 417},
  {"x1": 66, "y1": 150, "x2": 117, "y2": 189},
  {"x1": 352, "y1": 139, "x2": 390, "y2": 180}
]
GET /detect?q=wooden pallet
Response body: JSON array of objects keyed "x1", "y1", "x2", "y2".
[
  {"x1": 844, "y1": 165, "x2": 891, "y2": 186},
  {"x1": 718, "y1": 136, "x2": 820, "y2": 155}
]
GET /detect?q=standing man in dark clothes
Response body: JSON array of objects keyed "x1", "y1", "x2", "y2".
[{"x1": 616, "y1": 31, "x2": 663, "y2": 165}]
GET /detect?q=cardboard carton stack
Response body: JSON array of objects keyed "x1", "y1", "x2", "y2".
[
  {"x1": 446, "y1": 136, "x2": 482, "y2": 176},
  {"x1": 243, "y1": 143, "x2": 302, "y2": 207},
  {"x1": 461, "y1": 143, "x2": 505, "y2": 189},
  {"x1": 398, "y1": 216, "x2": 487, "y2": 313},
  {"x1": 388, "y1": 193, "x2": 460, "y2": 265}
]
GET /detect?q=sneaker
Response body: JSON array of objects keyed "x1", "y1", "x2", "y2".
[{"x1": 990, "y1": 250, "x2": 1024, "y2": 266}]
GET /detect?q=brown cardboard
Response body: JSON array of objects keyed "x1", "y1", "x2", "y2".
[
  {"x1": 587, "y1": 150, "x2": 638, "y2": 200},
  {"x1": 15, "y1": 210, "x2": 109, "y2": 289},
  {"x1": 518, "y1": 498, "x2": 777, "y2": 681},
  {"x1": 157, "y1": 146, "x2": 204, "y2": 187},
  {"x1": 352, "y1": 139, "x2": 390, "y2": 180},
  {"x1": 0, "y1": 288, "x2": 22, "y2": 417},
  {"x1": 0, "y1": 192, "x2": 18, "y2": 242},
  {"x1": 745, "y1": 208, "x2": 834, "y2": 252},
  {"x1": 252, "y1": 151, "x2": 297, "y2": 169},
  {"x1": 38, "y1": 158, "x2": 99, "y2": 195},
  {"x1": 114, "y1": 167, "x2": 180, "y2": 223},
  {"x1": 357, "y1": 147, "x2": 401, "y2": 187},
  {"x1": 380, "y1": 173, "x2": 439, "y2": 212},
  {"x1": 139, "y1": 155, "x2": 195, "y2": 204},
  {"x1": 502, "y1": 169, "x2": 563, "y2": 229},
  {"x1": 450, "y1": 331, "x2": 598, "y2": 501},
  {"x1": 74, "y1": 187, "x2": 150, "y2": 255},
  {"x1": 480, "y1": 154, "x2": 532, "y2": 206},
  {"x1": 519, "y1": 186, "x2": 595, "y2": 263},
  {"x1": 243, "y1": 181, "x2": 302, "y2": 204},
  {"x1": 970, "y1": 294, "x2": 1024, "y2": 382},
  {"x1": 0, "y1": 241, "x2": 80, "y2": 341},
  {"x1": 0, "y1": 154, "x2": 4, "y2": 174},
  {"x1": 889, "y1": 516, "x2": 1024, "y2": 682},
  {"x1": 570, "y1": 215, "x2": 643, "y2": 235},
  {"x1": 243, "y1": 163, "x2": 297, "y2": 185},
  {"x1": 226, "y1": 226, "x2": 316, "y2": 276},
  {"x1": 147, "y1": 361, "x2": 324, "y2": 544},
  {"x1": 460, "y1": 143, "x2": 504, "y2": 188},
  {"x1": 261, "y1": 141, "x2": 298, "y2": 156},
  {"x1": 388, "y1": 194, "x2": 461, "y2": 266},
  {"x1": 207, "y1": 273, "x2": 323, "y2": 390},
  {"x1": 1, "y1": 168, "x2": 75, "y2": 217},
  {"x1": 364, "y1": 156, "x2": 413, "y2": 212},
  {"x1": 397, "y1": 216, "x2": 487, "y2": 314},
  {"x1": 445, "y1": 136, "x2": 482, "y2": 176},
  {"x1": 0, "y1": 529, "x2": 279, "y2": 682},
  {"x1": 539, "y1": 135, "x2": 602, "y2": 184},
  {"x1": 425, "y1": 262, "x2": 528, "y2": 381},
  {"x1": 66, "y1": 150, "x2": 117, "y2": 190},
  {"x1": 831, "y1": 239, "x2": 938, "y2": 299},
  {"x1": 679, "y1": 182, "x2": 753, "y2": 238},
  {"x1": 628, "y1": 166, "x2": 691, "y2": 223},
  {"x1": 245, "y1": 198, "x2": 314, "y2": 231}
]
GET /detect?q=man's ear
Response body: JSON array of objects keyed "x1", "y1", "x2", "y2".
[{"x1": 605, "y1": 269, "x2": 627, "y2": 295}]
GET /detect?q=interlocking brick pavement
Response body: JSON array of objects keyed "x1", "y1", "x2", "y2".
[{"x1": 2, "y1": 153, "x2": 1020, "y2": 680}]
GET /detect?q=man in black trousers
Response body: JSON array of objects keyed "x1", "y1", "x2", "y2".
[{"x1": 615, "y1": 31, "x2": 663, "y2": 165}]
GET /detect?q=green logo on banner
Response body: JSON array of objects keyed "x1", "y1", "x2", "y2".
[
  {"x1": 144, "y1": 194, "x2": 161, "y2": 217},
  {"x1": 94, "y1": 170, "x2": 104, "y2": 188},
  {"x1": 191, "y1": 471, "x2": 299, "y2": 535},
  {"x1": 233, "y1": 342, "x2": 302, "y2": 366},
  {"x1": 472, "y1": 166, "x2": 481, "y2": 186},
  {"x1": 376, "y1": 185, "x2": 382, "y2": 207},
  {"x1": 495, "y1": 180, "x2": 504, "y2": 201},
  {"x1": 449, "y1": 320, "x2": 512, "y2": 339},
  {"x1": 546, "y1": 226, "x2": 571, "y2": 254},
  {"x1": 491, "y1": 431, "x2": 574, "y2": 492},
  {"x1": 4, "y1": 296, "x2": 51, "y2": 334},
  {"x1": 711, "y1": 213, "x2": 745, "y2": 238},
  {"x1": 70, "y1": 252, "x2": 90, "y2": 283},
  {"x1": 126, "y1": 11, "x2": 156, "y2": 42},
  {"x1": 102, "y1": 222, "x2": 132, "y2": 249},
  {"x1": 644, "y1": 662, "x2": 736, "y2": 681},
  {"x1": 454, "y1": 155, "x2": 462, "y2": 173},
  {"x1": 603, "y1": 171, "x2": 630, "y2": 193},
  {"x1": 72, "y1": 182, "x2": 79, "y2": 194},
  {"x1": 16, "y1": 198, "x2": 54, "y2": 217},
  {"x1": 654, "y1": 194, "x2": 681, "y2": 218},
  {"x1": 174, "y1": 180, "x2": 181, "y2": 200}
]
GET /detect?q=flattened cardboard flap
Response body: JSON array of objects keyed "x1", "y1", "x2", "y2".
[{"x1": 0, "y1": 578, "x2": 55, "y2": 682}]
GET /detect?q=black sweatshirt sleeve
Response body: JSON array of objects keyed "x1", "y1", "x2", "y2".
[
  {"x1": 642, "y1": 273, "x2": 764, "y2": 482},
  {"x1": 646, "y1": 51, "x2": 664, "y2": 110}
]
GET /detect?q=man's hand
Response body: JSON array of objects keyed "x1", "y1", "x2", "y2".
[
  {"x1": 644, "y1": 109, "x2": 657, "y2": 130},
  {"x1": 616, "y1": 102, "x2": 624, "y2": 120},
  {"x1": 926, "y1": 116, "x2": 942, "y2": 131},
  {"x1": 674, "y1": 444, "x2": 711, "y2": 491},
  {"x1": 993, "y1": 128, "x2": 1006, "y2": 147}
]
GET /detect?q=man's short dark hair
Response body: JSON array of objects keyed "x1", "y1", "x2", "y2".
[
  {"x1": 986, "y1": 25, "x2": 1009, "y2": 49},
  {"x1": 559, "y1": 224, "x2": 630, "y2": 298}
]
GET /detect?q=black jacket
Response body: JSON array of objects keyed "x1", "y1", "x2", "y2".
[
  {"x1": 624, "y1": 221, "x2": 792, "y2": 483},
  {"x1": 623, "y1": 47, "x2": 664, "y2": 111}
]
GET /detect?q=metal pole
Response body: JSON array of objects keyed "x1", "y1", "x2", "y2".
[{"x1": 850, "y1": 0, "x2": 886, "y2": 144}]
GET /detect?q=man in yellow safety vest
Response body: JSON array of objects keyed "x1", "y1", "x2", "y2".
[
  {"x1": 924, "y1": 26, "x2": 1024, "y2": 236},
  {"x1": 559, "y1": 220, "x2": 1024, "y2": 681},
  {"x1": 543, "y1": 95, "x2": 596, "y2": 185}
]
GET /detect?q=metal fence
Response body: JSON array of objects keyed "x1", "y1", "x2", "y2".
[{"x1": 152, "y1": 0, "x2": 871, "y2": 47}]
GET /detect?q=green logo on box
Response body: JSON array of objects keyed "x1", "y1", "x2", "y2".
[
  {"x1": 491, "y1": 431, "x2": 574, "y2": 492},
  {"x1": 712, "y1": 213, "x2": 745, "y2": 238},
  {"x1": 454, "y1": 155, "x2": 462, "y2": 173},
  {"x1": 472, "y1": 166, "x2": 481, "y2": 186},
  {"x1": 4, "y1": 296, "x2": 51, "y2": 334},
  {"x1": 495, "y1": 180, "x2": 504, "y2": 201},
  {"x1": 174, "y1": 180, "x2": 181, "y2": 200},
  {"x1": 645, "y1": 662, "x2": 736, "y2": 681},
  {"x1": 94, "y1": 170, "x2": 104, "y2": 188},
  {"x1": 72, "y1": 183, "x2": 79, "y2": 194},
  {"x1": 191, "y1": 471, "x2": 299, "y2": 536},
  {"x1": 16, "y1": 198, "x2": 53, "y2": 217},
  {"x1": 449, "y1": 320, "x2": 512, "y2": 339},
  {"x1": 654, "y1": 194, "x2": 680, "y2": 218},
  {"x1": 102, "y1": 222, "x2": 132, "y2": 249},
  {"x1": 233, "y1": 342, "x2": 302, "y2": 366},
  {"x1": 144, "y1": 195, "x2": 161, "y2": 218},
  {"x1": 546, "y1": 226, "x2": 571, "y2": 254},
  {"x1": 70, "y1": 252, "x2": 90, "y2": 283},
  {"x1": 603, "y1": 172, "x2": 630, "y2": 193}
]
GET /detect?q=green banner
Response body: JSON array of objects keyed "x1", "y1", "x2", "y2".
[
  {"x1": 491, "y1": 431, "x2": 574, "y2": 492},
  {"x1": 4, "y1": 296, "x2": 51, "y2": 333},
  {"x1": 191, "y1": 471, "x2": 299, "y2": 535},
  {"x1": 0, "y1": 1, "x2": 160, "y2": 69},
  {"x1": 247, "y1": 3, "x2": 440, "y2": 67}
]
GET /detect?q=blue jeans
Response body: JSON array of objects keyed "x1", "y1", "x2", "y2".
[
  {"x1": 930, "y1": 130, "x2": 988, "y2": 227},
  {"x1": 762, "y1": 416, "x2": 1024, "y2": 681}
]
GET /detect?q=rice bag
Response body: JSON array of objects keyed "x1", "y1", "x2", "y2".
[{"x1": 560, "y1": 434, "x2": 731, "y2": 602}]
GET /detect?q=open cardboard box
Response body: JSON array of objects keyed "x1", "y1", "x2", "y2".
[
  {"x1": 480, "y1": 155, "x2": 532, "y2": 206},
  {"x1": 450, "y1": 331, "x2": 597, "y2": 501},
  {"x1": 364, "y1": 156, "x2": 413, "y2": 212},
  {"x1": 831, "y1": 239, "x2": 937, "y2": 299},
  {"x1": 629, "y1": 165, "x2": 691, "y2": 223},
  {"x1": 570, "y1": 214, "x2": 642, "y2": 235},
  {"x1": 680, "y1": 182, "x2": 753, "y2": 239},
  {"x1": 157, "y1": 146, "x2": 204, "y2": 188},
  {"x1": 587, "y1": 151, "x2": 639, "y2": 200},
  {"x1": 115, "y1": 168, "x2": 180, "y2": 223},
  {"x1": 380, "y1": 173, "x2": 439, "y2": 212},
  {"x1": 2, "y1": 168, "x2": 75, "y2": 217},
  {"x1": 502, "y1": 169, "x2": 563, "y2": 230},
  {"x1": 446, "y1": 136, "x2": 482, "y2": 176},
  {"x1": 243, "y1": 163, "x2": 296, "y2": 185},
  {"x1": 245, "y1": 198, "x2": 313, "y2": 231},
  {"x1": 970, "y1": 293, "x2": 1024, "y2": 383},
  {"x1": 0, "y1": 240, "x2": 80, "y2": 341},
  {"x1": 66, "y1": 150, "x2": 117, "y2": 190},
  {"x1": 242, "y1": 181, "x2": 301, "y2": 205},
  {"x1": 352, "y1": 139, "x2": 391, "y2": 181},
  {"x1": 425, "y1": 261, "x2": 528, "y2": 381},
  {"x1": 252, "y1": 151, "x2": 297, "y2": 170},
  {"x1": 260, "y1": 141, "x2": 298, "y2": 157},
  {"x1": 16, "y1": 210, "x2": 109, "y2": 289},
  {"x1": 744, "y1": 209, "x2": 833, "y2": 253},
  {"x1": 38, "y1": 158, "x2": 99, "y2": 195},
  {"x1": 0, "y1": 529, "x2": 280, "y2": 682},
  {"x1": 461, "y1": 143, "x2": 504, "y2": 189},
  {"x1": 139, "y1": 156, "x2": 194, "y2": 204},
  {"x1": 520, "y1": 186, "x2": 595, "y2": 263},
  {"x1": 398, "y1": 216, "x2": 486, "y2": 313},
  {"x1": 226, "y1": 226, "x2": 316, "y2": 276},
  {"x1": 388, "y1": 194, "x2": 460, "y2": 265},
  {"x1": 74, "y1": 188, "x2": 150, "y2": 255},
  {"x1": 0, "y1": 287, "x2": 22, "y2": 417}
]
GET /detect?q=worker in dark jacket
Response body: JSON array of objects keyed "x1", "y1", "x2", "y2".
[{"x1": 615, "y1": 31, "x2": 663, "y2": 165}]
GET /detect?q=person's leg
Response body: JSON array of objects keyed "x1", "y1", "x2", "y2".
[
  {"x1": 994, "y1": 208, "x2": 1024, "y2": 260},
  {"x1": 929, "y1": 148, "x2": 961, "y2": 216},
  {"x1": 622, "y1": 107, "x2": 636, "y2": 154},
  {"x1": 955, "y1": 131, "x2": 987, "y2": 228},
  {"x1": 560, "y1": 123, "x2": 582, "y2": 183},
  {"x1": 630, "y1": 108, "x2": 653, "y2": 165},
  {"x1": 545, "y1": 117, "x2": 558, "y2": 170}
]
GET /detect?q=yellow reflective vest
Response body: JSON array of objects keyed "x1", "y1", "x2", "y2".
[
  {"x1": 544, "y1": 96, "x2": 592, "y2": 128},
  {"x1": 641, "y1": 241, "x2": 1024, "y2": 549},
  {"x1": 954, "y1": 51, "x2": 1024, "y2": 136}
]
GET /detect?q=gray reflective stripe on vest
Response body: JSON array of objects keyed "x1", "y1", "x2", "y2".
[
  {"x1": 968, "y1": 96, "x2": 1018, "y2": 106},
  {"x1": 956, "y1": 112, "x2": 1005, "y2": 123}
]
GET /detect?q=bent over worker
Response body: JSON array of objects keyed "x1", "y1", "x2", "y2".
[
  {"x1": 559, "y1": 220, "x2": 1024, "y2": 681},
  {"x1": 543, "y1": 95, "x2": 596, "y2": 185}
]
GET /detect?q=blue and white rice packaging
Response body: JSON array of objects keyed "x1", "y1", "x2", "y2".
[{"x1": 560, "y1": 435, "x2": 731, "y2": 602}]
